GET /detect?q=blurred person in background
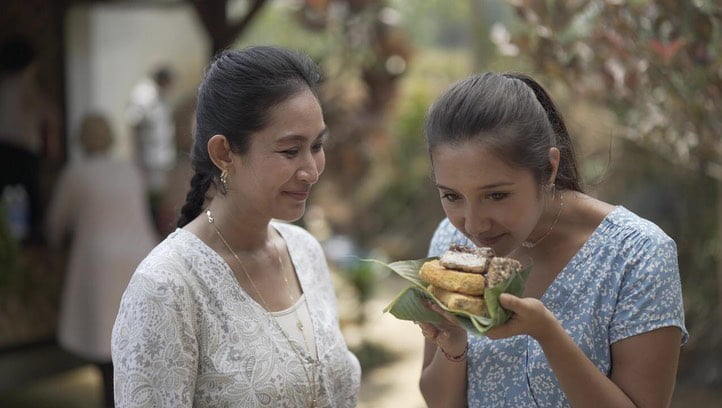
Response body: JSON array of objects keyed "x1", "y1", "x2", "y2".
[
  {"x1": 127, "y1": 64, "x2": 176, "y2": 226},
  {"x1": 417, "y1": 72, "x2": 687, "y2": 407},
  {"x1": 155, "y1": 95, "x2": 196, "y2": 236},
  {"x1": 112, "y1": 46, "x2": 360, "y2": 407},
  {"x1": 46, "y1": 113, "x2": 158, "y2": 408},
  {"x1": 0, "y1": 36, "x2": 60, "y2": 244}
]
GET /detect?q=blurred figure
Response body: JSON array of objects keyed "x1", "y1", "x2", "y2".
[
  {"x1": 156, "y1": 95, "x2": 195, "y2": 236},
  {"x1": 127, "y1": 64, "x2": 176, "y2": 222},
  {"x1": 46, "y1": 113, "x2": 157, "y2": 408},
  {"x1": 0, "y1": 36, "x2": 60, "y2": 244}
]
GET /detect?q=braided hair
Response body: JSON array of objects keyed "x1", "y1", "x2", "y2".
[{"x1": 176, "y1": 46, "x2": 322, "y2": 227}]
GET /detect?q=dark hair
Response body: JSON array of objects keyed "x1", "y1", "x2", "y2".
[
  {"x1": 152, "y1": 66, "x2": 173, "y2": 87},
  {"x1": 424, "y1": 72, "x2": 582, "y2": 193},
  {"x1": 0, "y1": 36, "x2": 36, "y2": 75},
  {"x1": 176, "y1": 46, "x2": 322, "y2": 228}
]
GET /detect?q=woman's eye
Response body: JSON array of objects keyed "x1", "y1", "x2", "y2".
[
  {"x1": 441, "y1": 192, "x2": 461, "y2": 202},
  {"x1": 488, "y1": 192, "x2": 509, "y2": 201},
  {"x1": 311, "y1": 142, "x2": 324, "y2": 152},
  {"x1": 280, "y1": 149, "x2": 299, "y2": 158}
]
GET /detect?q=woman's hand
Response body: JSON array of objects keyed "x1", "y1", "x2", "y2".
[
  {"x1": 485, "y1": 293, "x2": 559, "y2": 342},
  {"x1": 416, "y1": 300, "x2": 468, "y2": 356}
]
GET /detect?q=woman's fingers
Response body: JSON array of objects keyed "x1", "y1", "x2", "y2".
[
  {"x1": 417, "y1": 321, "x2": 440, "y2": 340},
  {"x1": 498, "y1": 293, "x2": 520, "y2": 311},
  {"x1": 424, "y1": 299, "x2": 463, "y2": 326}
]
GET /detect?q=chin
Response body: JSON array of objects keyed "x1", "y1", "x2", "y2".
[
  {"x1": 471, "y1": 239, "x2": 512, "y2": 257},
  {"x1": 275, "y1": 206, "x2": 307, "y2": 223}
]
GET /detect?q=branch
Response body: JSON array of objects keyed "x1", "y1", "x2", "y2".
[
  {"x1": 190, "y1": 0, "x2": 227, "y2": 43},
  {"x1": 226, "y1": 0, "x2": 268, "y2": 40}
]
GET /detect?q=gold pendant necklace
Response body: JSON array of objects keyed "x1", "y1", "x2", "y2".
[{"x1": 206, "y1": 209, "x2": 318, "y2": 407}]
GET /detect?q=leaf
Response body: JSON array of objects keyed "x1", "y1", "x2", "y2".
[
  {"x1": 369, "y1": 257, "x2": 531, "y2": 336},
  {"x1": 364, "y1": 257, "x2": 435, "y2": 289}
]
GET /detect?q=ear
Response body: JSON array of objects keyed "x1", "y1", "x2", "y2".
[
  {"x1": 207, "y1": 134, "x2": 234, "y2": 171},
  {"x1": 547, "y1": 147, "x2": 560, "y2": 185}
]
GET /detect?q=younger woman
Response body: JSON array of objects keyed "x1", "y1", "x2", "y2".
[{"x1": 418, "y1": 72, "x2": 687, "y2": 407}]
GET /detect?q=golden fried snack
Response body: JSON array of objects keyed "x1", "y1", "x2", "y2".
[
  {"x1": 486, "y1": 257, "x2": 522, "y2": 288},
  {"x1": 428, "y1": 285, "x2": 488, "y2": 317},
  {"x1": 420, "y1": 259, "x2": 486, "y2": 295}
]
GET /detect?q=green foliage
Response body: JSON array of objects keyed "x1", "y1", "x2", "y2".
[
  {"x1": 389, "y1": 0, "x2": 472, "y2": 47},
  {"x1": 338, "y1": 259, "x2": 380, "y2": 305},
  {"x1": 506, "y1": 0, "x2": 722, "y2": 174},
  {"x1": 350, "y1": 340, "x2": 400, "y2": 373}
]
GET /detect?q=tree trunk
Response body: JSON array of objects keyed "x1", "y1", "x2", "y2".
[{"x1": 191, "y1": 0, "x2": 268, "y2": 57}]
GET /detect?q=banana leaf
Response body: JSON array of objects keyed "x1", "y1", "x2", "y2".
[{"x1": 366, "y1": 257, "x2": 531, "y2": 336}]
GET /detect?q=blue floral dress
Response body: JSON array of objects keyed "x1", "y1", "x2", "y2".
[{"x1": 428, "y1": 206, "x2": 688, "y2": 407}]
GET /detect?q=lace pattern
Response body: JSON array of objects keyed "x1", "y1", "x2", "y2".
[{"x1": 112, "y1": 222, "x2": 360, "y2": 407}]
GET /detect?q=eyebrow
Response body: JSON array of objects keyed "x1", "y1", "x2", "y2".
[
  {"x1": 276, "y1": 128, "x2": 328, "y2": 143},
  {"x1": 435, "y1": 181, "x2": 515, "y2": 190}
]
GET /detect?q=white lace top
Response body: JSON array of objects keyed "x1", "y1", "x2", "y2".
[
  {"x1": 111, "y1": 222, "x2": 361, "y2": 407},
  {"x1": 270, "y1": 294, "x2": 318, "y2": 360}
]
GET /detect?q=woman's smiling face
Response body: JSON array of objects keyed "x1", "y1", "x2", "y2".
[
  {"x1": 227, "y1": 88, "x2": 327, "y2": 223},
  {"x1": 431, "y1": 140, "x2": 545, "y2": 256}
]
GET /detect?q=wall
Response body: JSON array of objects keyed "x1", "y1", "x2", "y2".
[{"x1": 65, "y1": 2, "x2": 209, "y2": 160}]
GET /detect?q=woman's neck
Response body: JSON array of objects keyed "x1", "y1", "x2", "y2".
[
  {"x1": 186, "y1": 196, "x2": 273, "y2": 255},
  {"x1": 525, "y1": 192, "x2": 613, "y2": 259}
]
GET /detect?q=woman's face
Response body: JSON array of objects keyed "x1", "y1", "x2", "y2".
[
  {"x1": 431, "y1": 140, "x2": 544, "y2": 256},
  {"x1": 229, "y1": 88, "x2": 327, "y2": 222}
]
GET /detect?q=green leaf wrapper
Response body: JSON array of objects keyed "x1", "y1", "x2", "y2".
[{"x1": 366, "y1": 257, "x2": 531, "y2": 336}]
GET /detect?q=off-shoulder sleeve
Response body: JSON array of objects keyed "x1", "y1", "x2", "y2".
[
  {"x1": 111, "y1": 266, "x2": 198, "y2": 407},
  {"x1": 609, "y1": 237, "x2": 688, "y2": 345}
]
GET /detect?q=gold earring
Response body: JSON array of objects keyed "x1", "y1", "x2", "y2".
[{"x1": 220, "y1": 169, "x2": 228, "y2": 189}]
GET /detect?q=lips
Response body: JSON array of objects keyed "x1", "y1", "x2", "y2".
[
  {"x1": 474, "y1": 233, "x2": 505, "y2": 247},
  {"x1": 284, "y1": 190, "x2": 310, "y2": 200}
]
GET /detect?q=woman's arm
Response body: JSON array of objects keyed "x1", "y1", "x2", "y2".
[
  {"x1": 112, "y1": 271, "x2": 199, "y2": 407},
  {"x1": 418, "y1": 303, "x2": 468, "y2": 408},
  {"x1": 490, "y1": 294, "x2": 682, "y2": 407}
]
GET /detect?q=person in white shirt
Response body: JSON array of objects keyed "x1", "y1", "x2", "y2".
[
  {"x1": 127, "y1": 65, "x2": 176, "y2": 209},
  {"x1": 47, "y1": 113, "x2": 158, "y2": 407},
  {"x1": 112, "y1": 46, "x2": 361, "y2": 407}
]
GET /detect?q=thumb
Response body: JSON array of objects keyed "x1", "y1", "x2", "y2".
[{"x1": 498, "y1": 293, "x2": 520, "y2": 311}]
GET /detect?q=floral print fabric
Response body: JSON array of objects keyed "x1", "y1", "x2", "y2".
[
  {"x1": 428, "y1": 206, "x2": 687, "y2": 407},
  {"x1": 112, "y1": 223, "x2": 361, "y2": 407}
]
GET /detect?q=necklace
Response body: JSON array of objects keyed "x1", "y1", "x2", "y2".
[
  {"x1": 272, "y1": 239, "x2": 313, "y2": 345},
  {"x1": 206, "y1": 209, "x2": 318, "y2": 407},
  {"x1": 522, "y1": 190, "x2": 565, "y2": 249}
]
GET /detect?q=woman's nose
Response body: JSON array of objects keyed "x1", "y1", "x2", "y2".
[
  {"x1": 297, "y1": 155, "x2": 321, "y2": 184},
  {"x1": 464, "y1": 206, "x2": 492, "y2": 236}
]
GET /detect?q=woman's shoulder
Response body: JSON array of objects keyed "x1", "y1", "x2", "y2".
[
  {"x1": 132, "y1": 229, "x2": 203, "y2": 282},
  {"x1": 601, "y1": 206, "x2": 675, "y2": 249}
]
